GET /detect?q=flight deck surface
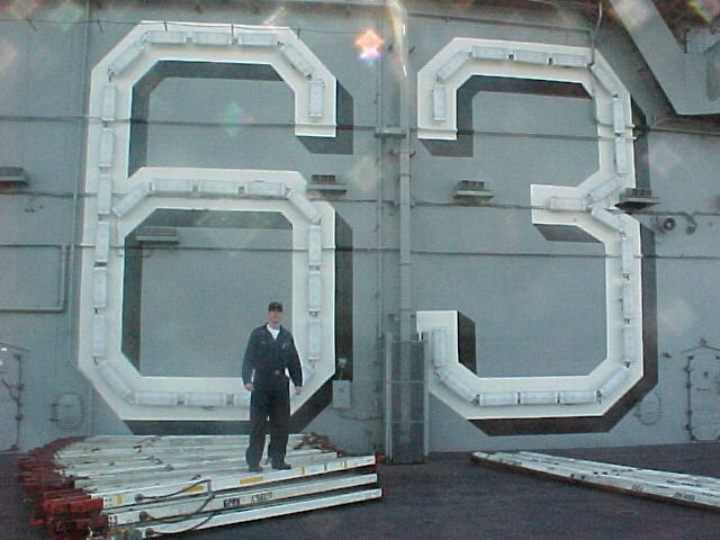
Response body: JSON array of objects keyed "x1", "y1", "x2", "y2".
[{"x1": 4, "y1": 442, "x2": 719, "y2": 540}]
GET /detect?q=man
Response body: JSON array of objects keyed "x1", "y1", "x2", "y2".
[{"x1": 242, "y1": 301, "x2": 303, "y2": 472}]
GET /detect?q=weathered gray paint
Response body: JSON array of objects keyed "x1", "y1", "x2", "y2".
[
  {"x1": 139, "y1": 227, "x2": 293, "y2": 378},
  {"x1": 0, "y1": 0, "x2": 718, "y2": 453}
]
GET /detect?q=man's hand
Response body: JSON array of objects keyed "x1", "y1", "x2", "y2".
[
  {"x1": 244, "y1": 383, "x2": 254, "y2": 392},
  {"x1": 294, "y1": 386, "x2": 302, "y2": 396}
]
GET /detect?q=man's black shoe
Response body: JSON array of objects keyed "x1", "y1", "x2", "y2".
[
  {"x1": 248, "y1": 464, "x2": 263, "y2": 473},
  {"x1": 272, "y1": 462, "x2": 292, "y2": 470}
]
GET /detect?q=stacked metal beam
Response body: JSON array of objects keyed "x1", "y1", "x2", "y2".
[
  {"x1": 18, "y1": 434, "x2": 381, "y2": 539},
  {"x1": 472, "y1": 450, "x2": 720, "y2": 511}
]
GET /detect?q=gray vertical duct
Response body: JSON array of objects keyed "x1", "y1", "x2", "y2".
[
  {"x1": 609, "y1": 0, "x2": 720, "y2": 115},
  {"x1": 383, "y1": 0, "x2": 425, "y2": 464}
]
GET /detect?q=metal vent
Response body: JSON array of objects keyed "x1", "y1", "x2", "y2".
[
  {"x1": 0, "y1": 167, "x2": 27, "y2": 185},
  {"x1": 454, "y1": 180, "x2": 494, "y2": 201},
  {"x1": 135, "y1": 226, "x2": 179, "y2": 244},
  {"x1": 309, "y1": 174, "x2": 347, "y2": 194},
  {"x1": 616, "y1": 187, "x2": 659, "y2": 211}
]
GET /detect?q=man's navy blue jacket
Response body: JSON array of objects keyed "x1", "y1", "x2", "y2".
[{"x1": 242, "y1": 325, "x2": 303, "y2": 388}]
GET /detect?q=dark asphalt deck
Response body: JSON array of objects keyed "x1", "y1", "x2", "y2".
[{"x1": 3, "y1": 443, "x2": 720, "y2": 540}]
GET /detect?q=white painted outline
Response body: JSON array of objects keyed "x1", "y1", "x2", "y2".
[
  {"x1": 417, "y1": 39, "x2": 643, "y2": 421},
  {"x1": 79, "y1": 21, "x2": 338, "y2": 422},
  {"x1": 87, "y1": 21, "x2": 337, "y2": 194}
]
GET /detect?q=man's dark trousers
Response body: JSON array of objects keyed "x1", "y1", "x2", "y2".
[
  {"x1": 242, "y1": 324, "x2": 303, "y2": 468},
  {"x1": 245, "y1": 379, "x2": 290, "y2": 467}
]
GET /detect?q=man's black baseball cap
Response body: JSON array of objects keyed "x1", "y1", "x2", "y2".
[{"x1": 268, "y1": 301, "x2": 283, "y2": 312}]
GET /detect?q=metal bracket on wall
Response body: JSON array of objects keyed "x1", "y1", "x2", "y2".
[
  {"x1": 0, "y1": 245, "x2": 68, "y2": 313},
  {"x1": 388, "y1": 149, "x2": 416, "y2": 158},
  {"x1": 374, "y1": 127, "x2": 406, "y2": 139},
  {"x1": 0, "y1": 341, "x2": 27, "y2": 452}
]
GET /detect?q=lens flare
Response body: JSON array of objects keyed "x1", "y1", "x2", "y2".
[
  {"x1": 0, "y1": 39, "x2": 18, "y2": 76},
  {"x1": 49, "y1": 0, "x2": 86, "y2": 33},
  {"x1": 263, "y1": 6, "x2": 286, "y2": 26},
  {"x1": 611, "y1": 0, "x2": 654, "y2": 31},
  {"x1": 652, "y1": 138, "x2": 684, "y2": 179},
  {"x1": 346, "y1": 154, "x2": 377, "y2": 196},
  {"x1": 386, "y1": 0, "x2": 408, "y2": 78},
  {"x1": 355, "y1": 29, "x2": 384, "y2": 61},
  {"x1": 689, "y1": 0, "x2": 720, "y2": 23},
  {"x1": 221, "y1": 102, "x2": 255, "y2": 138},
  {"x1": 6, "y1": 0, "x2": 41, "y2": 20}
]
